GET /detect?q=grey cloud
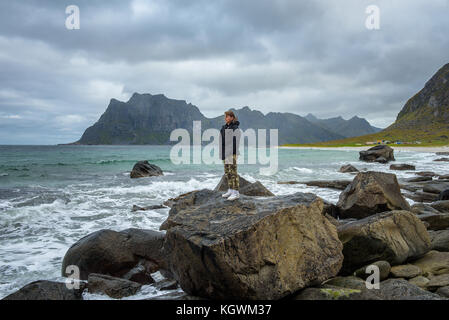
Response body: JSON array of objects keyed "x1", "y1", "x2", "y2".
[{"x1": 0, "y1": 0, "x2": 448, "y2": 143}]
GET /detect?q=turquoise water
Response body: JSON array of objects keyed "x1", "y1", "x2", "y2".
[{"x1": 0, "y1": 145, "x2": 446, "y2": 299}]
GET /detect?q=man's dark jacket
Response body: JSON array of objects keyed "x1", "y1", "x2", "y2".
[{"x1": 219, "y1": 120, "x2": 240, "y2": 160}]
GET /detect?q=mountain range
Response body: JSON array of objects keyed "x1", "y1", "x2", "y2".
[
  {"x1": 73, "y1": 93, "x2": 381, "y2": 145},
  {"x1": 308, "y1": 62, "x2": 449, "y2": 146}
]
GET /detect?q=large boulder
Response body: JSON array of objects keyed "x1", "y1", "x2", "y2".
[
  {"x1": 337, "y1": 171, "x2": 411, "y2": 219},
  {"x1": 61, "y1": 228, "x2": 166, "y2": 281},
  {"x1": 2, "y1": 280, "x2": 85, "y2": 300},
  {"x1": 160, "y1": 189, "x2": 343, "y2": 300},
  {"x1": 359, "y1": 145, "x2": 395, "y2": 163},
  {"x1": 337, "y1": 210, "x2": 431, "y2": 274},
  {"x1": 87, "y1": 273, "x2": 142, "y2": 299},
  {"x1": 130, "y1": 161, "x2": 163, "y2": 178},
  {"x1": 214, "y1": 174, "x2": 274, "y2": 196}
]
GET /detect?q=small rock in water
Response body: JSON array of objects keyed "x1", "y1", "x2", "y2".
[
  {"x1": 339, "y1": 164, "x2": 359, "y2": 173},
  {"x1": 132, "y1": 204, "x2": 166, "y2": 212},
  {"x1": 87, "y1": 273, "x2": 142, "y2": 299},
  {"x1": 130, "y1": 160, "x2": 163, "y2": 179},
  {"x1": 2, "y1": 280, "x2": 86, "y2": 300},
  {"x1": 359, "y1": 145, "x2": 395, "y2": 163},
  {"x1": 390, "y1": 163, "x2": 416, "y2": 171},
  {"x1": 303, "y1": 180, "x2": 351, "y2": 190}
]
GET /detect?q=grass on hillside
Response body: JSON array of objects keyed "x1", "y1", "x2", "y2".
[{"x1": 281, "y1": 125, "x2": 449, "y2": 148}]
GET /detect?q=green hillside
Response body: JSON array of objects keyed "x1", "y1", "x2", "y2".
[{"x1": 284, "y1": 63, "x2": 449, "y2": 147}]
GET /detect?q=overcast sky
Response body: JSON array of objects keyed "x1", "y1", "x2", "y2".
[{"x1": 0, "y1": 0, "x2": 448, "y2": 144}]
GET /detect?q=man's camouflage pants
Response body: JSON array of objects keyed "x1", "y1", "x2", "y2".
[{"x1": 223, "y1": 154, "x2": 239, "y2": 190}]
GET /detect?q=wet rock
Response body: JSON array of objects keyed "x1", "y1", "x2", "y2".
[
  {"x1": 87, "y1": 273, "x2": 142, "y2": 299},
  {"x1": 122, "y1": 260, "x2": 156, "y2": 285},
  {"x1": 303, "y1": 180, "x2": 351, "y2": 190},
  {"x1": 434, "y1": 158, "x2": 449, "y2": 162},
  {"x1": 337, "y1": 210, "x2": 430, "y2": 274},
  {"x1": 390, "y1": 164, "x2": 416, "y2": 171},
  {"x1": 2, "y1": 280, "x2": 86, "y2": 300},
  {"x1": 132, "y1": 204, "x2": 166, "y2": 212},
  {"x1": 416, "y1": 171, "x2": 437, "y2": 177},
  {"x1": 405, "y1": 176, "x2": 432, "y2": 183},
  {"x1": 160, "y1": 189, "x2": 343, "y2": 300},
  {"x1": 61, "y1": 228, "x2": 166, "y2": 280},
  {"x1": 155, "y1": 279, "x2": 179, "y2": 291},
  {"x1": 339, "y1": 164, "x2": 359, "y2": 173},
  {"x1": 390, "y1": 264, "x2": 422, "y2": 279},
  {"x1": 436, "y1": 152, "x2": 449, "y2": 156},
  {"x1": 130, "y1": 160, "x2": 163, "y2": 178},
  {"x1": 215, "y1": 174, "x2": 274, "y2": 196},
  {"x1": 359, "y1": 145, "x2": 395, "y2": 163},
  {"x1": 337, "y1": 171, "x2": 410, "y2": 219}
]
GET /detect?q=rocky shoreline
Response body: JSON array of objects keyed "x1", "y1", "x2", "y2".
[{"x1": 3, "y1": 145, "x2": 449, "y2": 300}]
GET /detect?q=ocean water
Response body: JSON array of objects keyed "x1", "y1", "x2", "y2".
[{"x1": 0, "y1": 145, "x2": 447, "y2": 299}]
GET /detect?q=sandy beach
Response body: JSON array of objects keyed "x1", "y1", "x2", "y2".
[{"x1": 279, "y1": 145, "x2": 449, "y2": 153}]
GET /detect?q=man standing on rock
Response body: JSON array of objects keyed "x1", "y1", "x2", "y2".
[{"x1": 220, "y1": 110, "x2": 241, "y2": 201}]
